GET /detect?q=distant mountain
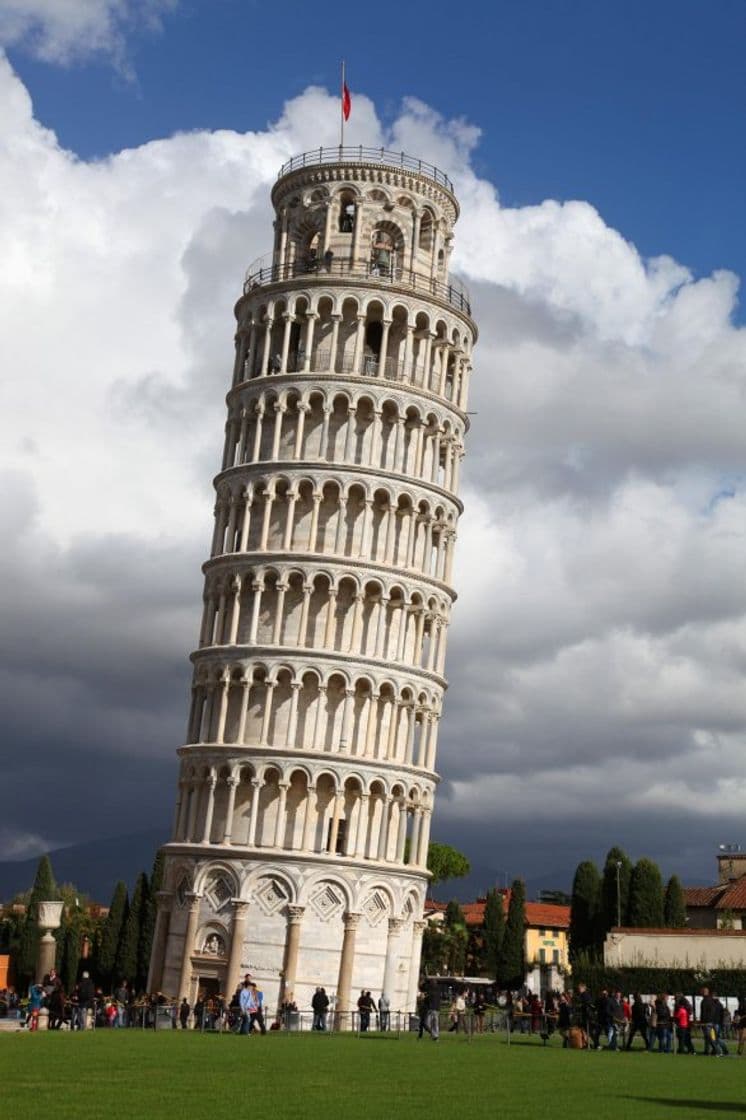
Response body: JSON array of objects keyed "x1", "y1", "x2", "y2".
[{"x1": 0, "y1": 829, "x2": 167, "y2": 903}]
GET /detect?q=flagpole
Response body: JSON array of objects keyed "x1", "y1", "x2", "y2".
[{"x1": 340, "y1": 59, "x2": 345, "y2": 150}]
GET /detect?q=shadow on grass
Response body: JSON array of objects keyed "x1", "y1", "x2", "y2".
[{"x1": 627, "y1": 1099, "x2": 746, "y2": 1114}]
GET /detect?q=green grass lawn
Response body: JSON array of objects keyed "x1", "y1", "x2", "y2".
[{"x1": 1, "y1": 1031, "x2": 744, "y2": 1119}]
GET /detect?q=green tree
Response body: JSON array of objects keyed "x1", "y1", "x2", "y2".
[
  {"x1": 482, "y1": 888, "x2": 505, "y2": 980},
  {"x1": 60, "y1": 922, "x2": 81, "y2": 993},
  {"x1": 600, "y1": 847, "x2": 633, "y2": 934},
  {"x1": 117, "y1": 872, "x2": 147, "y2": 986},
  {"x1": 98, "y1": 881, "x2": 128, "y2": 989},
  {"x1": 16, "y1": 855, "x2": 59, "y2": 982},
  {"x1": 426, "y1": 843, "x2": 471, "y2": 887},
  {"x1": 497, "y1": 879, "x2": 526, "y2": 989},
  {"x1": 444, "y1": 900, "x2": 468, "y2": 975},
  {"x1": 663, "y1": 875, "x2": 687, "y2": 928},
  {"x1": 627, "y1": 857, "x2": 664, "y2": 928},
  {"x1": 569, "y1": 860, "x2": 601, "y2": 960},
  {"x1": 138, "y1": 849, "x2": 164, "y2": 991}
]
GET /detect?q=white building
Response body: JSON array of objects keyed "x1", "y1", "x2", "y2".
[{"x1": 147, "y1": 146, "x2": 477, "y2": 1017}]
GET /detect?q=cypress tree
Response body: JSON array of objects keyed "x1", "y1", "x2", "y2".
[
  {"x1": 569, "y1": 860, "x2": 601, "y2": 960},
  {"x1": 497, "y1": 879, "x2": 526, "y2": 989},
  {"x1": 600, "y1": 847, "x2": 633, "y2": 934},
  {"x1": 664, "y1": 875, "x2": 687, "y2": 928},
  {"x1": 482, "y1": 888, "x2": 505, "y2": 980},
  {"x1": 16, "y1": 855, "x2": 59, "y2": 982},
  {"x1": 60, "y1": 923, "x2": 81, "y2": 993},
  {"x1": 98, "y1": 881, "x2": 128, "y2": 989},
  {"x1": 117, "y1": 873, "x2": 147, "y2": 986},
  {"x1": 138, "y1": 850, "x2": 164, "y2": 990},
  {"x1": 627, "y1": 858, "x2": 664, "y2": 927}
]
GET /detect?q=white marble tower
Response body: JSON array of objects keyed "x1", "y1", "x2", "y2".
[{"x1": 149, "y1": 147, "x2": 477, "y2": 1017}]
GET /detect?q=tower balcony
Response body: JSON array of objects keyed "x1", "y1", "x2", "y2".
[
  {"x1": 243, "y1": 250, "x2": 472, "y2": 318},
  {"x1": 277, "y1": 146, "x2": 455, "y2": 193}
]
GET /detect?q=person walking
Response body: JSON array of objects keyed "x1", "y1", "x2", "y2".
[
  {"x1": 378, "y1": 992, "x2": 391, "y2": 1032},
  {"x1": 735, "y1": 997, "x2": 746, "y2": 1056},
  {"x1": 238, "y1": 980, "x2": 253, "y2": 1036},
  {"x1": 654, "y1": 994, "x2": 673, "y2": 1054},
  {"x1": 626, "y1": 993, "x2": 650, "y2": 1051},
  {"x1": 179, "y1": 998, "x2": 190, "y2": 1029},
  {"x1": 674, "y1": 995, "x2": 696, "y2": 1055},
  {"x1": 417, "y1": 985, "x2": 440, "y2": 1041},
  {"x1": 700, "y1": 988, "x2": 722, "y2": 1056},
  {"x1": 249, "y1": 983, "x2": 266, "y2": 1034}
]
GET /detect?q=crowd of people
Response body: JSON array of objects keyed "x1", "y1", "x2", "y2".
[
  {"x1": 4, "y1": 972, "x2": 746, "y2": 1052},
  {"x1": 569, "y1": 983, "x2": 746, "y2": 1054}
]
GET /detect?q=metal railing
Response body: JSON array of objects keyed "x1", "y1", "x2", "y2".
[
  {"x1": 277, "y1": 148, "x2": 454, "y2": 193},
  {"x1": 242, "y1": 253, "x2": 472, "y2": 318}
]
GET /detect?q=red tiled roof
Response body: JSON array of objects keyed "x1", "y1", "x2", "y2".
[
  {"x1": 683, "y1": 886, "x2": 725, "y2": 907},
  {"x1": 716, "y1": 879, "x2": 746, "y2": 910},
  {"x1": 426, "y1": 895, "x2": 570, "y2": 930}
]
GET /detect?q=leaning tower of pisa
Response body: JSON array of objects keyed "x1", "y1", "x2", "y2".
[{"x1": 149, "y1": 147, "x2": 477, "y2": 1017}]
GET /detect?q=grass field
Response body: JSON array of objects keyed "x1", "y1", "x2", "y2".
[{"x1": 1, "y1": 1031, "x2": 744, "y2": 1119}]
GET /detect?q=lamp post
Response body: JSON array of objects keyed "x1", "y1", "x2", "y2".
[
  {"x1": 615, "y1": 862, "x2": 622, "y2": 929},
  {"x1": 35, "y1": 900, "x2": 64, "y2": 984}
]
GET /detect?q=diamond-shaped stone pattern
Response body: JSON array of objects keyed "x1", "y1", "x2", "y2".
[
  {"x1": 309, "y1": 883, "x2": 344, "y2": 923},
  {"x1": 254, "y1": 877, "x2": 289, "y2": 917},
  {"x1": 363, "y1": 890, "x2": 389, "y2": 927},
  {"x1": 206, "y1": 875, "x2": 233, "y2": 912}
]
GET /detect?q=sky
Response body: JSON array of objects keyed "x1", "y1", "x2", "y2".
[{"x1": 1, "y1": 0, "x2": 745, "y2": 894}]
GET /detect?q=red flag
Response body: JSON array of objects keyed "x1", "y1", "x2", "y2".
[{"x1": 342, "y1": 81, "x2": 351, "y2": 122}]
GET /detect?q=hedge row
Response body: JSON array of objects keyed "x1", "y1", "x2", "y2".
[{"x1": 571, "y1": 960, "x2": 746, "y2": 998}]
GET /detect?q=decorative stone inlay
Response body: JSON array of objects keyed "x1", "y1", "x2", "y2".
[
  {"x1": 309, "y1": 882, "x2": 345, "y2": 923},
  {"x1": 254, "y1": 876, "x2": 290, "y2": 917},
  {"x1": 362, "y1": 890, "x2": 390, "y2": 927},
  {"x1": 176, "y1": 877, "x2": 190, "y2": 909},
  {"x1": 205, "y1": 874, "x2": 233, "y2": 912}
]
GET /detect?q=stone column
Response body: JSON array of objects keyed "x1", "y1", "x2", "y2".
[
  {"x1": 236, "y1": 676, "x2": 251, "y2": 744},
  {"x1": 201, "y1": 774, "x2": 217, "y2": 843},
  {"x1": 328, "y1": 790, "x2": 344, "y2": 853},
  {"x1": 283, "y1": 494, "x2": 297, "y2": 549},
  {"x1": 298, "y1": 583, "x2": 312, "y2": 646},
  {"x1": 272, "y1": 582, "x2": 287, "y2": 644},
  {"x1": 294, "y1": 402, "x2": 308, "y2": 458},
  {"x1": 354, "y1": 792, "x2": 369, "y2": 857},
  {"x1": 251, "y1": 405, "x2": 264, "y2": 461},
  {"x1": 177, "y1": 893, "x2": 202, "y2": 1000},
  {"x1": 247, "y1": 778, "x2": 262, "y2": 846},
  {"x1": 223, "y1": 776, "x2": 238, "y2": 844},
  {"x1": 225, "y1": 899, "x2": 249, "y2": 999},
  {"x1": 382, "y1": 917, "x2": 403, "y2": 998},
  {"x1": 286, "y1": 681, "x2": 301, "y2": 746},
  {"x1": 329, "y1": 314, "x2": 341, "y2": 372},
  {"x1": 280, "y1": 313, "x2": 292, "y2": 373},
  {"x1": 260, "y1": 680, "x2": 276, "y2": 744},
  {"x1": 238, "y1": 487, "x2": 252, "y2": 552},
  {"x1": 335, "y1": 912, "x2": 361, "y2": 1025},
  {"x1": 146, "y1": 890, "x2": 173, "y2": 993},
  {"x1": 248, "y1": 579, "x2": 263, "y2": 643},
  {"x1": 215, "y1": 674, "x2": 231, "y2": 744},
  {"x1": 273, "y1": 781, "x2": 289, "y2": 847},
  {"x1": 407, "y1": 921, "x2": 427, "y2": 1011},
  {"x1": 279, "y1": 904, "x2": 305, "y2": 1008}
]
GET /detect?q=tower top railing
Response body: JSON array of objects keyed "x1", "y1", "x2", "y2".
[
  {"x1": 277, "y1": 147, "x2": 454, "y2": 194},
  {"x1": 242, "y1": 250, "x2": 472, "y2": 317}
]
